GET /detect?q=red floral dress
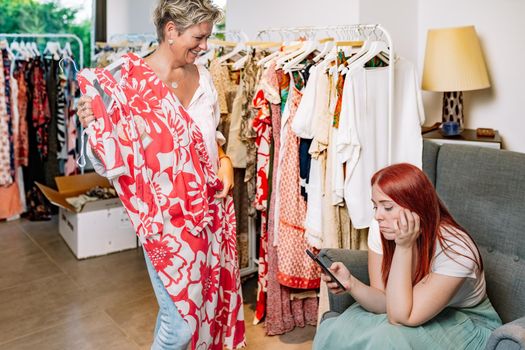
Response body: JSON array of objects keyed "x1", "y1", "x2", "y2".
[
  {"x1": 251, "y1": 85, "x2": 272, "y2": 324},
  {"x1": 77, "y1": 53, "x2": 245, "y2": 350}
]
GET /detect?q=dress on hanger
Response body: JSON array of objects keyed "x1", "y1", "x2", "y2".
[
  {"x1": 78, "y1": 53, "x2": 245, "y2": 350},
  {"x1": 276, "y1": 82, "x2": 320, "y2": 289},
  {"x1": 339, "y1": 58, "x2": 425, "y2": 229},
  {"x1": 264, "y1": 61, "x2": 318, "y2": 335}
]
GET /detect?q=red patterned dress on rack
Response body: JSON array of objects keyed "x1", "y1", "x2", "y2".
[
  {"x1": 276, "y1": 85, "x2": 321, "y2": 289},
  {"x1": 251, "y1": 85, "x2": 272, "y2": 325},
  {"x1": 77, "y1": 53, "x2": 245, "y2": 350}
]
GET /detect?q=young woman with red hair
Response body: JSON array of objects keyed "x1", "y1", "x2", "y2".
[{"x1": 313, "y1": 163, "x2": 501, "y2": 349}]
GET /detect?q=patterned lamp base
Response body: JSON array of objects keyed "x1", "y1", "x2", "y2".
[{"x1": 442, "y1": 91, "x2": 464, "y2": 128}]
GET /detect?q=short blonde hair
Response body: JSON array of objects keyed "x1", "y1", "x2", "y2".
[{"x1": 153, "y1": 0, "x2": 223, "y2": 42}]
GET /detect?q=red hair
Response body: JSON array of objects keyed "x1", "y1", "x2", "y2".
[{"x1": 371, "y1": 163, "x2": 483, "y2": 286}]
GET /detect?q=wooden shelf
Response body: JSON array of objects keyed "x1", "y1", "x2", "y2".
[{"x1": 423, "y1": 129, "x2": 502, "y2": 149}]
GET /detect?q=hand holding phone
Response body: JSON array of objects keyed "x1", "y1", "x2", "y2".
[{"x1": 305, "y1": 249, "x2": 346, "y2": 290}]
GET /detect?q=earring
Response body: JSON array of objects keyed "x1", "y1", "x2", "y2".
[{"x1": 168, "y1": 39, "x2": 174, "y2": 45}]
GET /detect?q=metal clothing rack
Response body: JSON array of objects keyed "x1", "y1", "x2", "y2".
[
  {"x1": 237, "y1": 25, "x2": 395, "y2": 279},
  {"x1": 255, "y1": 24, "x2": 395, "y2": 162},
  {"x1": 0, "y1": 33, "x2": 85, "y2": 174},
  {"x1": 0, "y1": 33, "x2": 84, "y2": 69}
]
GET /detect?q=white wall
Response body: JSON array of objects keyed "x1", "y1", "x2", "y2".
[
  {"x1": 418, "y1": 0, "x2": 525, "y2": 152},
  {"x1": 106, "y1": 0, "x2": 156, "y2": 40},
  {"x1": 226, "y1": 0, "x2": 418, "y2": 75},
  {"x1": 226, "y1": 0, "x2": 359, "y2": 40},
  {"x1": 360, "y1": 0, "x2": 419, "y2": 65}
]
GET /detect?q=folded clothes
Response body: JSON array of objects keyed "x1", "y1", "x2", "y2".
[
  {"x1": 65, "y1": 186, "x2": 118, "y2": 211},
  {"x1": 85, "y1": 186, "x2": 117, "y2": 199}
]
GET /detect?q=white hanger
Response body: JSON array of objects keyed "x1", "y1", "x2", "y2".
[
  {"x1": 0, "y1": 40, "x2": 15, "y2": 60},
  {"x1": 282, "y1": 40, "x2": 318, "y2": 73},
  {"x1": 31, "y1": 41, "x2": 40, "y2": 56},
  {"x1": 44, "y1": 41, "x2": 61, "y2": 60},
  {"x1": 313, "y1": 40, "x2": 334, "y2": 62},
  {"x1": 342, "y1": 41, "x2": 388, "y2": 75},
  {"x1": 274, "y1": 41, "x2": 308, "y2": 69},
  {"x1": 217, "y1": 41, "x2": 246, "y2": 64},
  {"x1": 318, "y1": 46, "x2": 338, "y2": 73},
  {"x1": 9, "y1": 41, "x2": 27, "y2": 60},
  {"x1": 62, "y1": 42, "x2": 73, "y2": 57},
  {"x1": 341, "y1": 40, "x2": 371, "y2": 69},
  {"x1": 258, "y1": 49, "x2": 282, "y2": 68},
  {"x1": 20, "y1": 42, "x2": 35, "y2": 58},
  {"x1": 232, "y1": 49, "x2": 250, "y2": 70}
]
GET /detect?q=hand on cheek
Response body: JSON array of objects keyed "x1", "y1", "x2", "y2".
[{"x1": 394, "y1": 209, "x2": 420, "y2": 248}]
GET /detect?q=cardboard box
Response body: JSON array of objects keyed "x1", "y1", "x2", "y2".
[{"x1": 36, "y1": 172, "x2": 137, "y2": 259}]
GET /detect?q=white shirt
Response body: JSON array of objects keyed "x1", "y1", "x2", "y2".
[
  {"x1": 337, "y1": 58, "x2": 425, "y2": 229},
  {"x1": 368, "y1": 219, "x2": 486, "y2": 308},
  {"x1": 185, "y1": 64, "x2": 225, "y2": 171}
]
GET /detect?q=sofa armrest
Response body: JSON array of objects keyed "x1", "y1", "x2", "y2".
[
  {"x1": 485, "y1": 317, "x2": 525, "y2": 350},
  {"x1": 318, "y1": 249, "x2": 369, "y2": 315}
]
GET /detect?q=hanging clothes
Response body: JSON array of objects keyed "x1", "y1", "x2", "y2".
[
  {"x1": 14, "y1": 61, "x2": 29, "y2": 167},
  {"x1": 78, "y1": 53, "x2": 245, "y2": 350},
  {"x1": 64, "y1": 59, "x2": 80, "y2": 176},
  {"x1": 239, "y1": 53, "x2": 262, "y2": 217},
  {"x1": 263, "y1": 60, "x2": 318, "y2": 335},
  {"x1": 43, "y1": 58, "x2": 60, "y2": 189},
  {"x1": 276, "y1": 83, "x2": 320, "y2": 289},
  {"x1": 338, "y1": 58, "x2": 425, "y2": 229},
  {"x1": 0, "y1": 50, "x2": 12, "y2": 186},
  {"x1": 251, "y1": 68, "x2": 273, "y2": 324}
]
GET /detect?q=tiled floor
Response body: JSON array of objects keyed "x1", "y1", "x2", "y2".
[{"x1": 0, "y1": 217, "x2": 315, "y2": 349}]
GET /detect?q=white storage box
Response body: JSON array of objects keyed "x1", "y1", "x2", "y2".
[{"x1": 36, "y1": 173, "x2": 137, "y2": 259}]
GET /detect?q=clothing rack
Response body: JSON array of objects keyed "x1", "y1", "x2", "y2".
[
  {"x1": 0, "y1": 33, "x2": 84, "y2": 70},
  {"x1": 1, "y1": 33, "x2": 85, "y2": 175},
  {"x1": 255, "y1": 24, "x2": 395, "y2": 163},
  {"x1": 234, "y1": 24, "x2": 395, "y2": 280}
]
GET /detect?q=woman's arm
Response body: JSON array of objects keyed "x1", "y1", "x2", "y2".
[
  {"x1": 323, "y1": 249, "x2": 386, "y2": 314},
  {"x1": 215, "y1": 143, "x2": 234, "y2": 198},
  {"x1": 386, "y1": 209, "x2": 465, "y2": 326}
]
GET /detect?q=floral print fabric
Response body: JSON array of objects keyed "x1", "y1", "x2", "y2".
[{"x1": 77, "y1": 53, "x2": 245, "y2": 350}]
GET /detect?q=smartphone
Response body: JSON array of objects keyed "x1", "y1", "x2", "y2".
[{"x1": 305, "y1": 249, "x2": 346, "y2": 290}]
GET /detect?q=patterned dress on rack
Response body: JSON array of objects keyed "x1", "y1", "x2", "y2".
[
  {"x1": 251, "y1": 81, "x2": 272, "y2": 325},
  {"x1": 77, "y1": 53, "x2": 245, "y2": 350},
  {"x1": 0, "y1": 51, "x2": 12, "y2": 186},
  {"x1": 262, "y1": 63, "x2": 318, "y2": 334},
  {"x1": 31, "y1": 60, "x2": 50, "y2": 161},
  {"x1": 276, "y1": 84, "x2": 321, "y2": 290},
  {"x1": 14, "y1": 63, "x2": 29, "y2": 167}
]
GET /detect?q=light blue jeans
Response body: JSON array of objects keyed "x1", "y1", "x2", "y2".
[{"x1": 144, "y1": 250, "x2": 192, "y2": 350}]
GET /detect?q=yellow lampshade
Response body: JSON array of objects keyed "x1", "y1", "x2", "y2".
[{"x1": 422, "y1": 26, "x2": 490, "y2": 92}]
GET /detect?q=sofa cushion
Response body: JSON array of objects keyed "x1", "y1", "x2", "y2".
[
  {"x1": 434, "y1": 144, "x2": 525, "y2": 323},
  {"x1": 422, "y1": 140, "x2": 440, "y2": 186}
]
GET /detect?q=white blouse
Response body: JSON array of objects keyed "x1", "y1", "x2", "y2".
[{"x1": 187, "y1": 64, "x2": 225, "y2": 171}]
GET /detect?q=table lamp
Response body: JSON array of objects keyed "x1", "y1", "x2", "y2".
[{"x1": 422, "y1": 26, "x2": 490, "y2": 135}]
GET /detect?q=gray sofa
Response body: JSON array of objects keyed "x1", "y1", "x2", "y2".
[{"x1": 320, "y1": 141, "x2": 525, "y2": 349}]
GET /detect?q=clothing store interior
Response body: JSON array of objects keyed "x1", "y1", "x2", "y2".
[{"x1": 0, "y1": 0, "x2": 524, "y2": 349}]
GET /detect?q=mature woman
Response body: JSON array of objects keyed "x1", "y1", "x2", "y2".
[
  {"x1": 314, "y1": 163, "x2": 501, "y2": 349},
  {"x1": 76, "y1": 1, "x2": 245, "y2": 349}
]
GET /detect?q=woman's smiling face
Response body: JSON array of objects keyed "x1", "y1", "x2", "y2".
[
  {"x1": 171, "y1": 21, "x2": 212, "y2": 64},
  {"x1": 372, "y1": 183, "x2": 403, "y2": 240}
]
